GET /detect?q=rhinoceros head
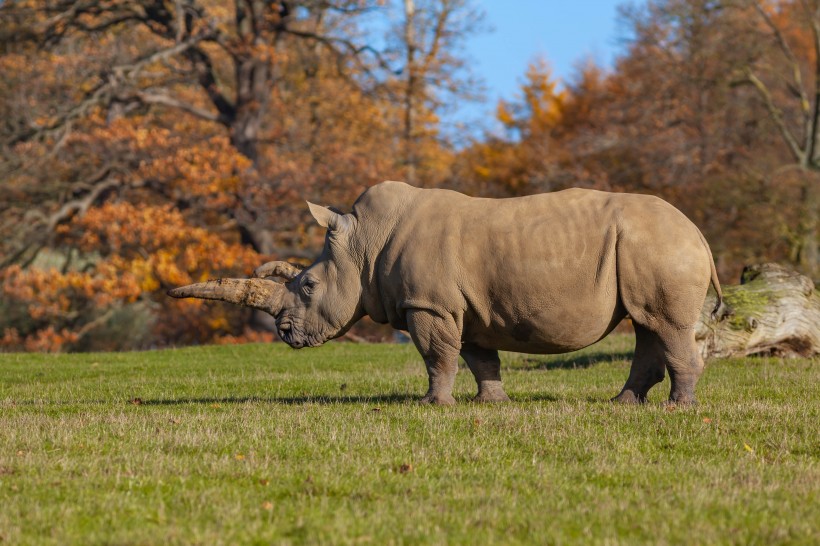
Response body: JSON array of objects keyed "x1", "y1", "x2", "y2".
[{"x1": 167, "y1": 202, "x2": 364, "y2": 348}]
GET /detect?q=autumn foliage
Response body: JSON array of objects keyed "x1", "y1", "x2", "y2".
[{"x1": 1, "y1": 0, "x2": 819, "y2": 351}]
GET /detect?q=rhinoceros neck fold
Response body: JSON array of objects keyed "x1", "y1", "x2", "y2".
[
  {"x1": 350, "y1": 193, "x2": 415, "y2": 325},
  {"x1": 167, "y1": 278, "x2": 283, "y2": 315}
]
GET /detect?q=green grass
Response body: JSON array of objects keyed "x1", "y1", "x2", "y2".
[{"x1": 1, "y1": 335, "x2": 818, "y2": 545}]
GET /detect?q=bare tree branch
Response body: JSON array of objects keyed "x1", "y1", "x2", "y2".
[
  {"x1": 808, "y1": 3, "x2": 820, "y2": 167},
  {"x1": 0, "y1": 163, "x2": 125, "y2": 269},
  {"x1": 135, "y1": 91, "x2": 230, "y2": 124},
  {"x1": 45, "y1": 166, "x2": 122, "y2": 233},
  {"x1": 420, "y1": 1, "x2": 453, "y2": 72},
  {"x1": 752, "y1": 1, "x2": 811, "y2": 116},
  {"x1": 734, "y1": 68, "x2": 806, "y2": 164},
  {"x1": 6, "y1": 30, "x2": 220, "y2": 145}
]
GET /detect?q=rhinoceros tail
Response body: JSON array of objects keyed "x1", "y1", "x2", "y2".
[{"x1": 697, "y1": 230, "x2": 728, "y2": 321}]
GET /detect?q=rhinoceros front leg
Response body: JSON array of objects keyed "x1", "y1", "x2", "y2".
[
  {"x1": 406, "y1": 309, "x2": 461, "y2": 406},
  {"x1": 461, "y1": 345, "x2": 511, "y2": 403}
]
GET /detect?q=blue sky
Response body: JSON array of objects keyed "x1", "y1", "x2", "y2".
[{"x1": 454, "y1": 0, "x2": 625, "y2": 134}]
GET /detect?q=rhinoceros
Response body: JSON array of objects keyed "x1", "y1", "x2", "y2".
[{"x1": 169, "y1": 181, "x2": 723, "y2": 405}]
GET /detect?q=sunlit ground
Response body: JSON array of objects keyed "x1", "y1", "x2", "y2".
[{"x1": 1, "y1": 335, "x2": 818, "y2": 545}]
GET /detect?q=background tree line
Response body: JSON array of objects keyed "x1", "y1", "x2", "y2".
[{"x1": 1, "y1": 0, "x2": 818, "y2": 351}]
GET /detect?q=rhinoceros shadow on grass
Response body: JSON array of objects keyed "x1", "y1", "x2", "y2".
[
  {"x1": 521, "y1": 349, "x2": 636, "y2": 371},
  {"x1": 138, "y1": 394, "x2": 420, "y2": 406},
  {"x1": 138, "y1": 392, "x2": 566, "y2": 405},
  {"x1": 169, "y1": 181, "x2": 725, "y2": 406}
]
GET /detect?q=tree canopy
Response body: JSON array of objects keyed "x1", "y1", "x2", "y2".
[{"x1": 1, "y1": 0, "x2": 818, "y2": 351}]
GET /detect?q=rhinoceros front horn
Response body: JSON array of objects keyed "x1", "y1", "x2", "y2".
[{"x1": 167, "y1": 278, "x2": 284, "y2": 315}]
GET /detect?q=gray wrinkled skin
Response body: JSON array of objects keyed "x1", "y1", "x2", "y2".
[{"x1": 170, "y1": 181, "x2": 723, "y2": 405}]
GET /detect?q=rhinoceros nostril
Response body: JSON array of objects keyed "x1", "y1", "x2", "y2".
[{"x1": 279, "y1": 321, "x2": 292, "y2": 332}]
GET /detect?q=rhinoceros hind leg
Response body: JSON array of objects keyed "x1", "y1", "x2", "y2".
[
  {"x1": 612, "y1": 324, "x2": 666, "y2": 404},
  {"x1": 461, "y1": 345, "x2": 511, "y2": 403},
  {"x1": 659, "y1": 327, "x2": 703, "y2": 405},
  {"x1": 407, "y1": 309, "x2": 460, "y2": 406}
]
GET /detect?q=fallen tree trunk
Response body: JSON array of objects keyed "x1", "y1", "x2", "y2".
[{"x1": 696, "y1": 263, "x2": 820, "y2": 359}]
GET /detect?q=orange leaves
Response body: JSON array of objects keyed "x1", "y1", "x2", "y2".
[
  {"x1": 1, "y1": 264, "x2": 141, "y2": 322},
  {"x1": 23, "y1": 200, "x2": 265, "y2": 349},
  {"x1": 65, "y1": 202, "x2": 258, "y2": 281},
  {"x1": 66, "y1": 114, "x2": 253, "y2": 206},
  {"x1": 214, "y1": 328, "x2": 276, "y2": 345},
  {"x1": 0, "y1": 324, "x2": 79, "y2": 353},
  {"x1": 71, "y1": 202, "x2": 189, "y2": 254}
]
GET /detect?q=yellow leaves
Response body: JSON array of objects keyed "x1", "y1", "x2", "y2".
[
  {"x1": 129, "y1": 258, "x2": 160, "y2": 293},
  {"x1": 153, "y1": 250, "x2": 189, "y2": 288},
  {"x1": 496, "y1": 100, "x2": 515, "y2": 127},
  {"x1": 496, "y1": 57, "x2": 565, "y2": 138},
  {"x1": 207, "y1": 314, "x2": 230, "y2": 332},
  {"x1": 466, "y1": 56, "x2": 573, "y2": 194}
]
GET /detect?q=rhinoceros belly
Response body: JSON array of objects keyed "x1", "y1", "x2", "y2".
[
  {"x1": 461, "y1": 257, "x2": 627, "y2": 354},
  {"x1": 463, "y1": 294, "x2": 627, "y2": 354}
]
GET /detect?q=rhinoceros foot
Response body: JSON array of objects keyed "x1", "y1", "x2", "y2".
[
  {"x1": 419, "y1": 393, "x2": 457, "y2": 406},
  {"x1": 473, "y1": 381, "x2": 511, "y2": 403},
  {"x1": 610, "y1": 390, "x2": 647, "y2": 404},
  {"x1": 666, "y1": 395, "x2": 698, "y2": 407}
]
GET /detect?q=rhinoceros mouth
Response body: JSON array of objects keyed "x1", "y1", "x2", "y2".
[{"x1": 276, "y1": 318, "x2": 327, "y2": 349}]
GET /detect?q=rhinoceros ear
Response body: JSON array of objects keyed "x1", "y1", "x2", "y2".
[{"x1": 307, "y1": 201, "x2": 352, "y2": 232}]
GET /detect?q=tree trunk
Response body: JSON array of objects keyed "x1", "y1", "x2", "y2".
[
  {"x1": 798, "y1": 177, "x2": 819, "y2": 279},
  {"x1": 403, "y1": 0, "x2": 417, "y2": 184},
  {"x1": 696, "y1": 263, "x2": 820, "y2": 359}
]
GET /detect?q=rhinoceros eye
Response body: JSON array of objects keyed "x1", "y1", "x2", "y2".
[{"x1": 301, "y1": 277, "x2": 318, "y2": 295}]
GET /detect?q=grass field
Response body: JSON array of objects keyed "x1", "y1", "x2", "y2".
[{"x1": 1, "y1": 335, "x2": 818, "y2": 545}]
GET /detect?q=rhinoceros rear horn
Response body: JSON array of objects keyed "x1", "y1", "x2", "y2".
[
  {"x1": 167, "y1": 278, "x2": 284, "y2": 315},
  {"x1": 253, "y1": 260, "x2": 303, "y2": 280},
  {"x1": 307, "y1": 201, "x2": 353, "y2": 232}
]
